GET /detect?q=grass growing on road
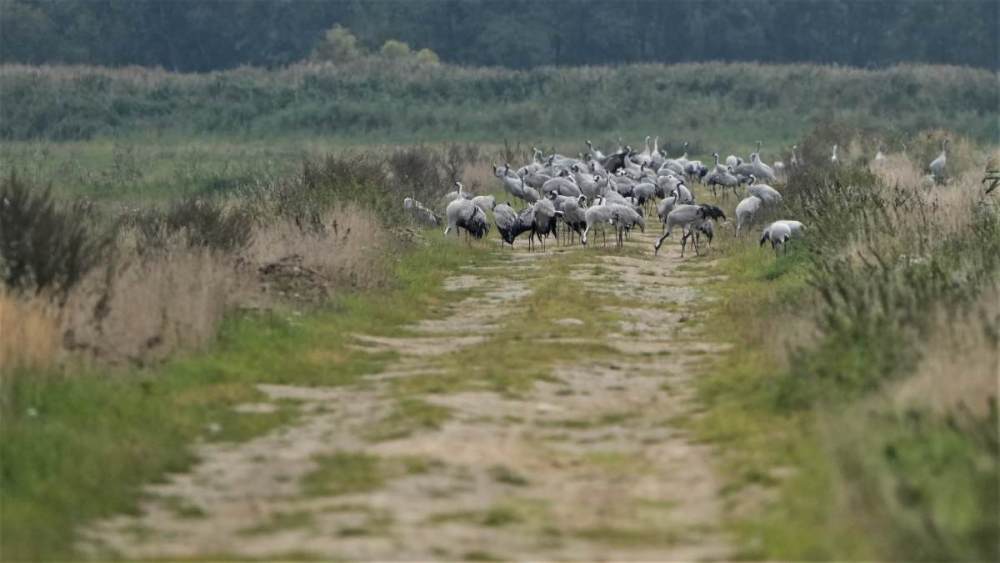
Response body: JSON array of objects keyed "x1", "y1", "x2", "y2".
[{"x1": 393, "y1": 248, "x2": 628, "y2": 398}]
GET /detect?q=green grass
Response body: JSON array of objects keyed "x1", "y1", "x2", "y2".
[
  {"x1": 687, "y1": 239, "x2": 875, "y2": 560},
  {"x1": 391, "y1": 249, "x2": 627, "y2": 398},
  {"x1": 364, "y1": 397, "x2": 452, "y2": 442},
  {"x1": 300, "y1": 452, "x2": 384, "y2": 497},
  {"x1": 301, "y1": 451, "x2": 435, "y2": 498},
  {"x1": 0, "y1": 134, "x2": 394, "y2": 202},
  {"x1": 0, "y1": 235, "x2": 495, "y2": 561},
  {"x1": 574, "y1": 525, "x2": 679, "y2": 547},
  {"x1": 157, "y1": 495, "x2": 208, "y2": 519},
  {"x1": 487, "y1": 465, "x2": 530, "y2": 487},
  {"x1": 237, "y1": 510, "x2": 316, "y2": 536}
]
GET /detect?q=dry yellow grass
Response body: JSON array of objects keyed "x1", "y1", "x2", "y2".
[
  {"x1": 59, "y1": 250, "x2": 240, "y2": 364},
  {"x1": 865, "y1": 151, "x2": 990, "y2": 249},
  {"x1": 0, "y1": 291, "x2": 60, "y2": 371},
  {"x1": 248, "y1": 204, "x2": 390, "y2": 293},
  {"x1": 1, "y1": 203, "x2": 393, "y2": 367}
]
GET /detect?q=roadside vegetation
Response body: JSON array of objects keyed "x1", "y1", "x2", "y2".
[
  {"x1": 0, "y1": 145, "x2": 490, "y2": 560},
  {"x1": 695, "y1": 126, "x2": 999, "y2": 561}
]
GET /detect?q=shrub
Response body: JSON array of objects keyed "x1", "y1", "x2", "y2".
[
  {"x1": 310, "y1": 25, "x2": 363, "y2": 63},
  {"x1": 296, "y1": 154, "x2": 387, "y2": 218},
  {"x1": 164, "y1": 198, "x2": 254, "y2": 252},
  {"x1": 388, "y1": 146, "x2": 447, "y2": 205},
  {"x1": 380, "y1": 39, "x2": 411, "y2": 60},
  {"x1": 0, "y1": 172, "x2": 108, "y2": 296},
  {"x1": 415, "y1": 48, "x2": 440, "y2": 65},
  {"x1": 117, "y1": 197, "x2": 254, "y2": 254}
]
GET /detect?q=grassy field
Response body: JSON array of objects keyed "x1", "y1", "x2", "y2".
[
  {"x1": 1, "y1": 59, "x2": 998, "y2": 560},
  {"x1": 2, "y1": 141, "x2": 997, "y2": 559}
]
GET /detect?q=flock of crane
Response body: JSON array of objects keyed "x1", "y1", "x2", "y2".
[{"x1": 402, "y1": 136, "x2": 951, "y2": 257}]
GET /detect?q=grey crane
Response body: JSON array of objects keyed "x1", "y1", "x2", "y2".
[
  {"x1": 493, "y1": 202, "x2": 535, "y2": 248},
  {"x1": 750, "y1": 153, "x2": 777, "y2": 183},
  {"x1": 654, "y1": 204, "x2": 725, "y2": 257},
  {"x1": 541, "y1": 173, "x2": 582, "y2": 198},
  {"x1": 444, "y1": 182, "x2": 488, "y2": 239},
  {"x1": 760, "y1": 221, "x2": 793, "y2": 254},
  {"x1": 705, "y1": 153, "x2": 740, "y2": 197},
  {"x1": 528, "y1": 197, "x2": 559, "y2": 250},
  {"x1": 471, "y1": 194, "x2": 496, "y2": 214},
  {"x1": 746, "y1": 175, "x2": 782, "y2": 204},
  {"x1": 581, "y1": 197, "x2": 615, "y2": 247},
  {"x1": 550, "y1": 193, "x2": 588, "y2": 242},
  {"x1": 586, "y1": 139, "x2": 606, "y2": 161},
  {"x1": 873, "y1": 143, "x2": 887, "y2": 166},
  {"x1": 773, "y1": 219, "x2": 806, "y2": 238},
  {"x1": 403, "y1": 197, "x2": 440, "y2": 227},
  {"x1": 657, "y1": 192, "x2": 680, "y2": 228},
  {"x1": 608, "y1": 203, "x2": 645, "y2": 247},
  {"x1": 929, "y1": 138, "x2": 949, "y2": 180},
  {"x1": 734, "y1": 195, "x2": 762, "y2": 237},
  {"x1": 789, "y1": 145, "x2": 801, "y2": 169}
]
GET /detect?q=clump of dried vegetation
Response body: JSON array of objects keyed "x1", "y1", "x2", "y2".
[{"x1": 0, "y1": 144, "x2": 480, "y2": 368}]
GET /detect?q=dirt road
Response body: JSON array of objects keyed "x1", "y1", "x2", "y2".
[{"x1": 82, "y1": 229, "x2": 734, "y2": 560}]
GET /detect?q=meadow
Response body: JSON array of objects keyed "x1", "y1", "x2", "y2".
[{"x1": 0, "y1": 61, "x2": 998, "y2": 560}]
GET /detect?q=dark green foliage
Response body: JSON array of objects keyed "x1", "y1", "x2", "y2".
[
  {"x1": 0, "y1": 172, "x2": 108, "y2": 295},
  {"x1": 286, "y1": 145, "x2": 478, "y2": 227},
  {"x1": 164, "y1": 198, "x2": 253, "y2": 252},
  {"x1": 388, "y1": 147, "x2": 448, "y2": 205},
  {"x1": 1, "y1": 63, "x2": 996, "y2": 143},
  {"x1": 117, "y1": 197, "x2": 254, "y2": 254},
  {"x1": 0, "y1": 1, "x2": 996, "y2": 71},
  {"x1": 297, "y1": 153, "x2": 391, "y2": 224}
]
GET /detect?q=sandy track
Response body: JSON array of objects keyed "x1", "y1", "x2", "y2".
[{"x1": 81, "y1": 229, "x2": 733, "y2": 561}]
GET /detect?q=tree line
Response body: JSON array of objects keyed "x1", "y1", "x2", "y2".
[{"x1": 1, "y1": 0, "x2": 997, "y2": 71}]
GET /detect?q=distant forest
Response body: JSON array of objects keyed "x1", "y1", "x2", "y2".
[{"x1": 2, "y1": 0, "x2": 997, "y2": 71}]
